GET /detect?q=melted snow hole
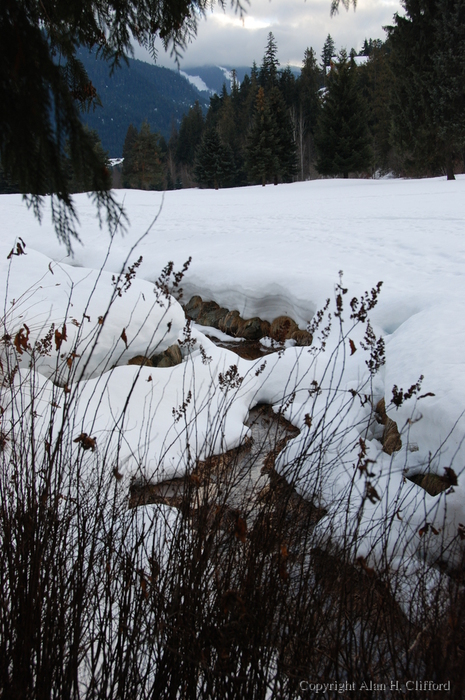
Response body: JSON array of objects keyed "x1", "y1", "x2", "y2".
[{"x1": 129, "y1": 404, "x2": 300, "y2": 522}]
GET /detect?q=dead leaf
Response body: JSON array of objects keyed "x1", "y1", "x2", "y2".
[
  {"x1": 14, "y1": 325, "x2": 30, "y2": 355},
  {"x1": 121, "y1": 328, "x2": 128, "y2": 348},
  {"x1": 54, "y1": 324, "x2": 67, "y2": 351},
  {"x1": 113, "y1": 466, "x2": 123, "y2": 481},
  {"x1": 234, "y1": 516, "x2": 247, "y2": 543},
  {"x1": 189, "y1": 473, "x2": 201, "y2": 486},
  {"x1": 278, "y1": 544, "x2": 289, "y2": 581},
  {"x1": 419, "y1": 523, "x2": 429, "y2": 537},
  {"x1": 366, "y1": 483, "x2": 380, "y2": 503},
  {"x1": 140, "y1": 577, "x2": 148, "y2": 599},
  {"x1": 65, "y1": 352, "x2": 80, "y2": 369},
  {"x1": 349, "y1": 338, "x2": 357, "y2": 355},
  {"x1": 443, "y1": 467, "x2": 458, "y2": 487},
  {"x1": 73, "y1": 433, "x2": 96, "y2": 451},
  {"x1": 7, "y1": 238, "x2": 27, "y2": 259}
]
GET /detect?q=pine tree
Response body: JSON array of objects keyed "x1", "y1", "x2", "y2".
[
  {"x1": 357, "y1": 42, "x2": 393, "y2": 174},
  {"x1": 230, "y1": 69, "x2": 239, "y2": 98},
  {"x1": 217, "y1": 92, "x2": 244, "y2": 184},
  {"x1": 387, "y1": 0, "x2": 465, "y2": 179},
  {"x1": 246, "y1": 88, "x2": 280, "y2": 186},
  {"x1": 316, "y1": 50, "x2": 372, "y2": 178},
  {"x1": 176, "y1": 102, "x2": 205, "y2": 167},
  {"x1": 360, "y1": 38, "x2": 383, "y2": 56},
  {"x1": 0, "y1": 165, "x2": 19, "y2": 194},
  {"x1": 259, "y1": 32, "x2": 280, "y2": 90},
  {"x1": 268, "y1": 86, "x2": 298, "y2": 183},
  {"x1": 300, "y1": 48, "x2": 322, "y2": 127},
  {"x1": 194, "y1": 128, "x2": 235, "y2": 189},
  {"x1": 279, "y1": 66, "x2": 297, "y2": 108},
  {"x1": 321, "y1": 34, "x2": 336, "y2": 70},
  {"x1": 67, "y1": 128, "x2": 111, "y2": 193},
  {"x1": 122, "y1": 121, "x2": 164, "y2": 190},
  {"x1": 295, "y1": 47, "x2": 322, "y2": 179},
  {"x1": 431, "y1": 0, "x2": 465, "y2": 178},
  {"x1": 122, "y1": 124, "x2": 139, "y2": 187}
]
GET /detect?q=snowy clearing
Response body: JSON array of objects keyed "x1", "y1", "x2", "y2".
[{"x1": 1, "y1": 176, "x2": 464, "y2": 580}]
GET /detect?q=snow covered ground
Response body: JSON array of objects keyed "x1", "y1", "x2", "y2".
[{"x1": 1, "y1": 176, "x2": 464, "y2": 580}]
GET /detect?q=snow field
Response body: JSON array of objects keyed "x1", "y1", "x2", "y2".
[{"x1": 1, "y1": 175, "x2": 464, "y2": 585}]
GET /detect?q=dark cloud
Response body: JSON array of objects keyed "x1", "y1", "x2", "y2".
[{"x1": 134, "y1": 0, "x2": 402, "y2": 69}]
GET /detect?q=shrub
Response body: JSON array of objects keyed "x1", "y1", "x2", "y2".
[{"x1": 1, "y1": 253, "x2": 464, "y2": 699}]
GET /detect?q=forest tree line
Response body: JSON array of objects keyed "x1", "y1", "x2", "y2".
[
  {"x1": 3, "y1": 0, "x2": 462, "y2": 196},
  {"x1": 120, "y1": 0, "x2": 465, "y2": 190}
]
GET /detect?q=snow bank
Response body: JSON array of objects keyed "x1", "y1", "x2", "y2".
[{"x1": 1, "y1": 176, "x2": 464, "y2": 577}]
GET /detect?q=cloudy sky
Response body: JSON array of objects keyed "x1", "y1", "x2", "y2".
[{"x1": 134, "y1": 0, "x2": 403, "y2": 70}]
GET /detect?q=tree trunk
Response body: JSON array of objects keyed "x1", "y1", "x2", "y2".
[
  {"x1": 446, "y1": 157, "x2": 455, "y2": 181},
  {"x1": 299, "y1": 105, "x2": 305, "y2": 181}
]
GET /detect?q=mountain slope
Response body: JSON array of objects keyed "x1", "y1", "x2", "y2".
[
  {"x1": 181, "y1": 66, "x2": 251, "y2": 94},
  {"x1": 78, "y1": 49, "x2": 209, "y2": 156}
]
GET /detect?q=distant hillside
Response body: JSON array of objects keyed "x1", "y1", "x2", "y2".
[
  {"x1": 77, "y1": 49, "x2": 209, "y2": 157},
  {"x1": 181, "y1": 66, "x2": 251, "y2": 94},
  {"x1": 182, "y1": 64, "x2": 301, "y2": 95}
]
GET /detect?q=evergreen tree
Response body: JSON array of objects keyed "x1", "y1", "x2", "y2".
[
  {"x1": 204, "y1": 94, "x2": 222, "y2": 132},
  {"x1": 166, "y1": 122, "x2": 180, "y2": 188},
  {"x1": 279, "y1": 66, "x2": 298, "y2": 108},
  {"x1": 122, "y1": 124, "x2": 139, "y2": 186},
  {"x1": 218, "y1": 93, "x2": 240, "y2": 156},
  {"x1": 296, "y1": 47, "x2": 322, "y2": 178},
  {"x1": 268, "y1": 86, "x2": 298, "y2": 183},
  {"x1": 176, "y1": 101, "x2": 205, "y2": 167},
  {"x1": 321, "y1": 34, "x2": 336, "y2": 70},
  {"x1": 387, "y1": 0, "x2": 465, "y2": 179},
  {"x1": 239, "y1": 73, "x2": 257, "y2": 130},
  {"x1": 360, "y1": 39, "x2": 370, "y2": 56},
  {"x1": 67, "y1": 127, "x2": 111, "y2": 193},
  {"x1": 259, "y1": 33, "x2": 280, "y2": 89},
  {"x1": 230, "y1": 69, "x2": 239, "y2": 98},
  {"x1": 194, "y1": 128, "x2": 235, "y2": 189},
  {"x1": 246, "y1": 87, "x2": 280, "y2": 186},
  {"x1": 250, "y1": 62, "x2": 260, "y2": 86},
  {"x1": 122, "y1": 121, "x2": 164, "y2": 190},
  {"x1": 299, "y1": 48, "x2": 322, "y2": 129},
  {"x1": 360, "y1": 38, "x2": 383, "y2": 56},
  {"x1": 357, "y1": 42, "x2": 394, "y2": 174},
  {"x1": 0, "y1": 163, "x2": 19, "y2": 194},
  {"x1": 316, "y1": 50, "x2": 372, "y2": 178}
]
